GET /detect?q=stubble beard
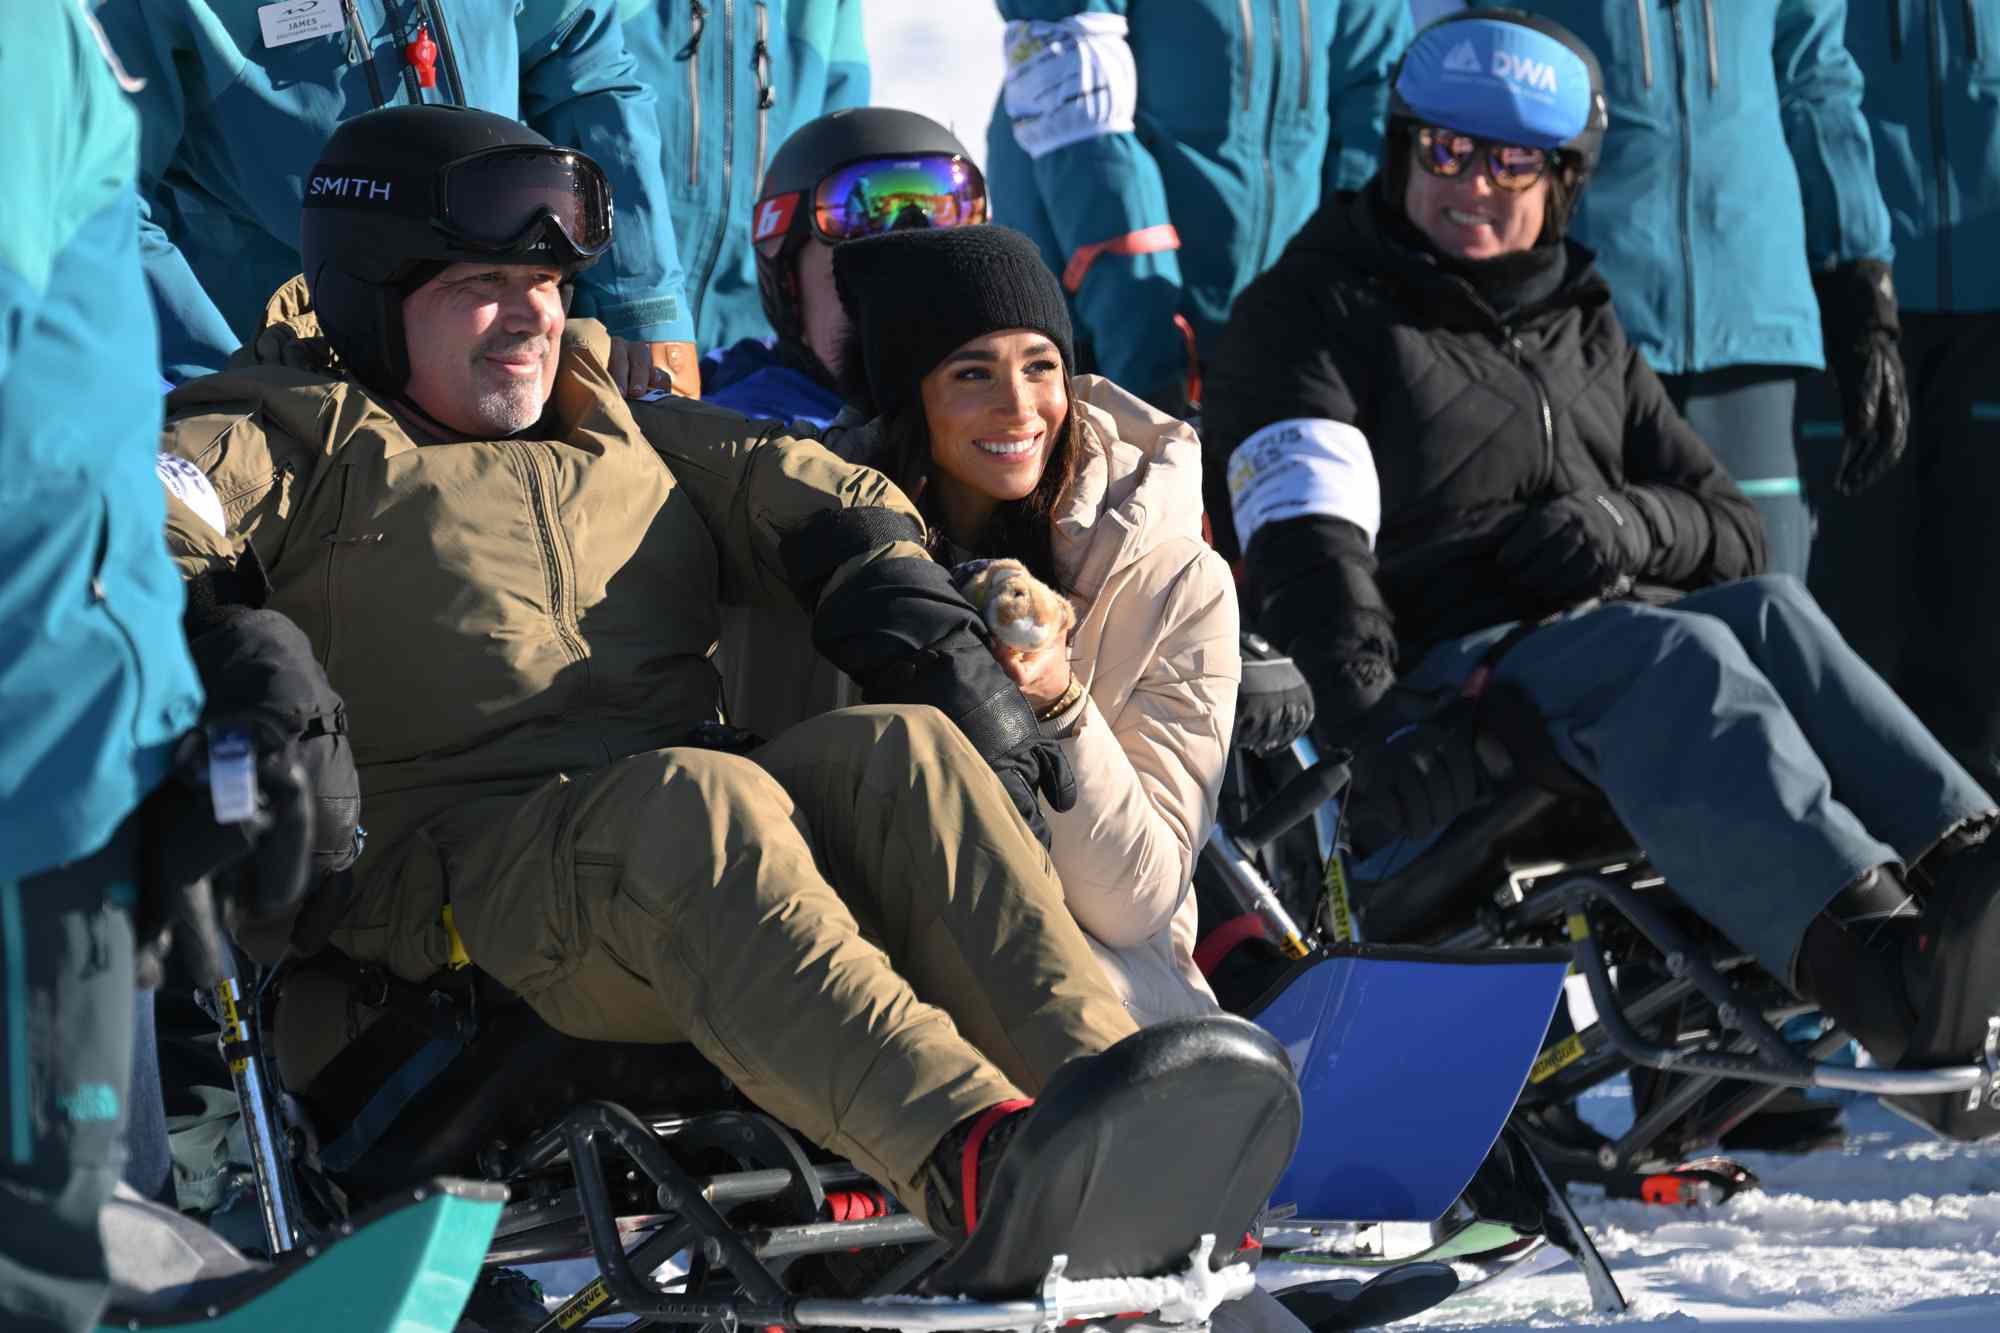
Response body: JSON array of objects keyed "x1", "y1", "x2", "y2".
[{"x1": 468, "y1": 336, "x2": 551, "y2": 436}]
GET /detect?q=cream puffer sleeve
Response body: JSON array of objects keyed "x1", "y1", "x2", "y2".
[{"x1": 1047, "y1": 540, "x2": 1241, "y2": 949}]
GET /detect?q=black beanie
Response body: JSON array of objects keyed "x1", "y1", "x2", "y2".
[{"x1": 832, "y1": 225, "x2": 1074, "y2": 420}]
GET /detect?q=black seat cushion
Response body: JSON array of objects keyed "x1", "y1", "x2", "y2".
[
  {"x1": 272, "y1": 962, "x2": 737, "y2": 1202},
  {"x1": 1354, "y1": 789, "x2": 1635, "y2": 944}
]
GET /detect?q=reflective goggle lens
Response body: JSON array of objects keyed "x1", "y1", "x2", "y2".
[
  {"x1": 810, "y1": 154, "x2": 988, "y2": 242},
  {"x1": 1415, "y1": 127, "x2": 1549, "y2": 192},
  {"x1": 437, "y1": 146, "x2": 614, "y2": 259}
]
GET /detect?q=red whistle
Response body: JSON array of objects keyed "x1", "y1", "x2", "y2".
[{"x1": 405, "y1": 24, "x2": 438, "y2": 88}]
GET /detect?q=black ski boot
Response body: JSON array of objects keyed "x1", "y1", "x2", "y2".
[
  {"x1": 1887, "y1": 835, "x2": 2000, "y2": 1139},
  {"x1": 924, "y1": 1016, "x2": 1302, "y2": 1299},
  {"x1": 1794, "y1": 866, "x2": 1923, "y2": 1068}
]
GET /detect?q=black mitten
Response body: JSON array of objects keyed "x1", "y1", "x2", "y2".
[{"x1": 1234, "y1": 632, "x2": 1317, "y2": 755}]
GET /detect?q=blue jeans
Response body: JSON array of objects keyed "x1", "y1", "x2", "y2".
[{"x1": 1380, "y1": 576, "x2": 1994, "y2": 979}]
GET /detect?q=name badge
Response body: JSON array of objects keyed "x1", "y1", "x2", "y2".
[{"x1": 258, "y1": 0, "x2": 344, "y2": 49}]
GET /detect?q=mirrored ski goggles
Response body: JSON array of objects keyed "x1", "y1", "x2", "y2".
[
  {"x1": 1413, "y1": 126, "x2": 1551, "y2": 192},
  {"x1": 432, "y1": 145, "x2": 615, "y2": 262},
  {"x1": 756, "y1": 154, "x2": 987, "y2": 251}
]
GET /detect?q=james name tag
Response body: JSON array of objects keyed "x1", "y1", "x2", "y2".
[{"x1": 258, "y1": 0, "x2": 344, "y2": 50}]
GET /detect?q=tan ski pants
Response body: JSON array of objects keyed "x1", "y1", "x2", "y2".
[{"x1": 422, "y1": 705, "x2": 1137, "y2": 1223}]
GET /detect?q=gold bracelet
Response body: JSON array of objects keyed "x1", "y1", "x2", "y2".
[{"x1": 1035, "y1": 674, "x2": 1085, "y2": 723}]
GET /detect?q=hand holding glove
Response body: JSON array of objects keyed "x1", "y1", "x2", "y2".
[
  {"x1": 1814, "y1": 260, "x2": 1910, "y2": 495},
  {"x1": 1234, "y1": 632, "x2": 1317, "y2": 755},
  {"x1": 1498, "y1": 490, "x2": 1653, "y2": 606},
  {"x1": 809, "y1": 549, "x2": 1077, "y2": 847}
]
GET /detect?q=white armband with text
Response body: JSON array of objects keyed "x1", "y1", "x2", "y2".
[
  {"x1": 1227, "y1": 418, "x2": 1381, "y2": 549},
  {"x1": 1002, "y1": 15, "x2": 1138, "y2": 160},
  {"x1": 157, "y1": 453, "x2": 226, "y2": 537}
]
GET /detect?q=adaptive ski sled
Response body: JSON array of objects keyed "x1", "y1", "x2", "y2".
[{"x1": 1201, "y1": 734, "x2": 2000, "y2": 1305}]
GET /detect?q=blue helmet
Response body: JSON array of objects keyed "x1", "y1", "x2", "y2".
[{"x1": 1390, "y1": 10, "x2": 1607, "y2": 175}]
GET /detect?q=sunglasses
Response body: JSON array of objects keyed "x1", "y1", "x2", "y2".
[
  {"x1": 1413, "y1": 126, "x2": 1551, "y2": 192},
  {"x1": 755, "y1": 153, "x2": 988, "y2": 251}
]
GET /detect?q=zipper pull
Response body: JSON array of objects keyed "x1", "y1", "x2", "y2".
[
  {"x1": 753, "y1": 41, "x2": 775, "y2": 108},
  {"x1": 679, "y1": 1, "x2": 707, "y2": 60},
  {"x1": 341, "y1": 0, "x2": 368, "y2": 65},
  {"x1": 405, "y1": 22, "x2": 438, "y2": 89}
]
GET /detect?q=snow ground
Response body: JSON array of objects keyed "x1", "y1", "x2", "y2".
[{"x1": 1384, "y1": 1083, "x2": 2000, "y2": 1330}]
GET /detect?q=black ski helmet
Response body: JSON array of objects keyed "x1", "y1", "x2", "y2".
[
  {"x1": 1386, "y1": 9, "x2": 1608, "y2": 230},
  {"x1": 300, "y1": 104, "x2": 614, "y2": 395},
  {"x1": 751, "y1": 107, "x2": 983, "y2": 344}
]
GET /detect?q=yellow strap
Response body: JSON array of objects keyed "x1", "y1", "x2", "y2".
[{"x1": 441, "y1": 904, "x2": 471, "y2": 971}]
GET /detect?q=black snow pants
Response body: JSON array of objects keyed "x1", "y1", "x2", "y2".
[{"x1": 1802, "y1": 309, "x2": 2000, "y2": 791}]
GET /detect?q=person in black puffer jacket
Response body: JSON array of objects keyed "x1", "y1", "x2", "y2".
[{"x1": 1204, "y1": 10, "x2": 2000, "y2": 1143}]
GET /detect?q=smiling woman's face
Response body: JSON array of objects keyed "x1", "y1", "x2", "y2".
[
  {"x1": 1402, "y1": 143, "x2": 1550, "y2": 260},
  {"x1": 918, "y1": 328, "x2": 1068, "y2": 540}
]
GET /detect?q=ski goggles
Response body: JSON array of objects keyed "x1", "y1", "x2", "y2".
[
  {"x1": 430, "y1": 145, "x2": 615, "y2": 263},
  {"x1": 754, "y1": 153, "x2": 987, "y2": 252},
  {"x1": 1412, "y1": 126, "x2": 1551, "y2": 193}
]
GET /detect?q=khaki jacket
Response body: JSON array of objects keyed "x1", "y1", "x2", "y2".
[
  {"x1": 160, "y1": 280, "x2": 923, "y2": 975},
  {"x1": 717, "y1": 378, "x2": 1239, "y2": 1025}
]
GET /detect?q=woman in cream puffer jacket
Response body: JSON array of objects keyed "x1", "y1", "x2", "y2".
[
  {"x1": 726, "y1": 366, "x2": 1240, "y2": 1025},
  {"x1": 777, "y1": 224, "x2": 1243, "y2": 1026}
]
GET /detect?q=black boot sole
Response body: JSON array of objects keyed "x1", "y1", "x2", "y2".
[{"x1": 927, "y1": 1015, "x2": 1302, "y2": 1300}]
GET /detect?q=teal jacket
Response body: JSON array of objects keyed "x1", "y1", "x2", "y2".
[
  {"x1": 1470, "y1": 0, "x2": 1893, "y2": 375},
  {"x1": 1845, "y1": 0, "x2": 2000, "y2": 313},
  {"x1": 619, "y1": 0, "x2": 869, "y2": 351},
  {"x1": 1, "y1": 2, "x2": 203, "y2": 881},
  {"x1": 100, "y1": 0, "x2": 694, "y2": 383},
  {"x1": 984, "y1": 0, "x2": 1411, "y2": 410}
]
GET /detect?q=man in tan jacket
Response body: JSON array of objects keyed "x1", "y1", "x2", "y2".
[{"x1": 154, "y1": 104, "x2": 1296, "y2": 1295}]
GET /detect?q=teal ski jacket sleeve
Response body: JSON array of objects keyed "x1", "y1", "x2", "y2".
[
  {"x1": 990, "y1": 1, "x2": 1186, "y2": 410},
  {"x1": 1, "y1": 0, "x2": 203, "y2": 879},
  {"x1": 520, "y1": 0, "x2": 692, "y2": 345},
  {"x1": 1321, "y1": 0, "x2": 1412, "y2": 201},
  {"x1": 1773, "y1": 0, "x2": 1893, "y2": 273},
  {"x1": 102, "y1": 1, "x2": 694, "y2": 383}
]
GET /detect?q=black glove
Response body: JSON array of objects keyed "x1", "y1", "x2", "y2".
[
  {"x1": 1234, "y1": 632, "x2": 1316, "y2": 755},
  {"x1": 810, "y1": 554, "x2": 1077, "y2": 846},
  {"x1": 185, "y1": 605, "x2": 361, "y2": 886},
  {"x1": 1498, "y1": 491, "x2": 1653, "y2": 606},
  {"x1": 1346, "y1": 702, "x2": 1490, "y2": 849},
  {"x1": 1814, "y1": 259, "x2": 1910, "y2": 495},
  {"x1": 143, "y1": 724, "x2": 317, "y2": 967}
]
